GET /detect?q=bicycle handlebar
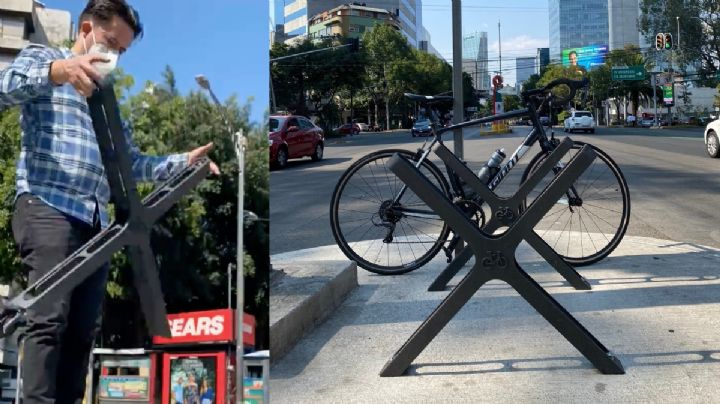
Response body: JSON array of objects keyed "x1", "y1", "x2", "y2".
[{"x1": 521, "y1": 77, "x2": 589, "y2": 104}]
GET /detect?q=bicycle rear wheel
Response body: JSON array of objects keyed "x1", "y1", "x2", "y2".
[
  {"x1": 330, "y1": 149, "x2": 452, "y2": 275},
  {"x1": 521, "y1": 141, "x2": 630, "y2": 266}
]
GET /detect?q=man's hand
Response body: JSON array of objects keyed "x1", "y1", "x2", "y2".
[
  {"x1": 49, "y1": 54, "x2": 109, "y2": 97},
  {"x1": 188, "y1": 142, "x2": 220, "y2": 175}
]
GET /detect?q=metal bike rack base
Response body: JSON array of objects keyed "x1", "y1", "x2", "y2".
[
  {"x1": 380, "y1": 142, "x2": 624, "y2": 377},
  {"x1": 0, "y1": 78, "x2": 210, "y2": 338},
  {"x1": 428, "y1": 137, "x2": 591, "y2": 292}
]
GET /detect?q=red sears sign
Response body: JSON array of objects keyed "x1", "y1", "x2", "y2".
[{"x1": 152, "y1": 309, "x2": 255, "y2": 346}]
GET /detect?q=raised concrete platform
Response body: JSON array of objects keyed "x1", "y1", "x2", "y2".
[
  {"x1": 270, "y1": 234, "x2": 720, "y2": 403},
  {"x1": 270, "y1": 260, "x2": 357, "y2": 362}
]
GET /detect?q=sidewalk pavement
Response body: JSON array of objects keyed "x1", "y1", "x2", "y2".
[{"x1": 270, "y1": 232, "x2": 720, "y2": 403}]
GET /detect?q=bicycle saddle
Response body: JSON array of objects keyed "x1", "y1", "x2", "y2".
[{"x1": 404, "y1": 93, "x2": 454, "y2": 103}]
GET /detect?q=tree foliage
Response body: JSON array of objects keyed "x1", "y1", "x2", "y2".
[
  {"x1": 585, "y1": 46, "x2": 656, "y2": 116},
  {"x1": 271, "y1": 24, "x2": 476, "y2": 129},
  {"x1": 639, "y1": 0, "x2": 719, "y2": 81},
  {"x1": 0, "y1": 67, "x2": 269, "y2": 349}
]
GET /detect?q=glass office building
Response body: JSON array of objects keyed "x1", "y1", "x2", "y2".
[
  {"x1": 548, "y1": 0, "x2": 609, "y2": 62},
  {"x1": 462, "y1": 32, "x2": 489, "y2": 91}
]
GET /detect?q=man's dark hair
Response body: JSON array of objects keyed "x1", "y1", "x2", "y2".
[
  {"x1": 80, "y1": 0, "x2": 143, "y2": 39},
  {"x1": 569, "y1": 50, "x2": 577, "y2": 57}
]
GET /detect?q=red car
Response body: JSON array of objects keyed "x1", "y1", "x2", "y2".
[
  {"x1": 334, "y1": 123, "x2": 360, "y2": 136},
  {"x1": 269, "y1": 115, "x2": 325, "y2": 169}
]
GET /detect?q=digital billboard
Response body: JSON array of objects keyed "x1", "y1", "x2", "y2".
[{"x1": 562, "y1": 45, "x2": 608, "y2": 70}]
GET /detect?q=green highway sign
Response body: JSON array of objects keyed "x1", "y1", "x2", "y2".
[{"x1": 612, "y1": 66, "x2": 646, "y2": 81}]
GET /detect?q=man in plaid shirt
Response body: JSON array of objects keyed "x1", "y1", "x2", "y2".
[{"x1": 0, "y1": 1, "x2": 219, "y2": 402}]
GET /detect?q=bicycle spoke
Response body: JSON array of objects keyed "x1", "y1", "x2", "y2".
[
  {"x1": 397, "y1": 220, "x2": 419, "y2": 263},
  {"x1": 581, "y1": 209, "x2": 612, "y2": 243},
  {"x1": 578, "y1": 210, "x2": 599, "y2": 255},
  {"x1": 582, "y1": 202, "x2": 622, "y2": 214}
]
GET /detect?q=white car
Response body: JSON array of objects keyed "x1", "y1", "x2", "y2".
[
  {"x1": 356, "y1": 122, "x2": 369, "y2": 132},
  {"x1": 563, "y1": 110, "x2": 595, "y2": 133},
  {"x1": 704, "y1": 119, "x2": 720, "y2": 158}
]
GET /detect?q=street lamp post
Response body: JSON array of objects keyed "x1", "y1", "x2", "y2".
[{"x1": 195, "y1": 74, "x2": 246, "y2": 404}]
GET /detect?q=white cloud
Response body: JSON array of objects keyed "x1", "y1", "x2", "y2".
[{"x1": 489, "y1": 35, "x2": 549, "y2": 55}]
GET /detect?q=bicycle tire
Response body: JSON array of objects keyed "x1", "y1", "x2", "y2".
[
  {"x1": 521, "y1": 141, "x2": 630, "y2": 266},
  {"x1": 330, "y1": 149, "x2": 452, "y2": 275}
]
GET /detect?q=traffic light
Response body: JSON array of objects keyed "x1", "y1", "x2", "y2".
[
  {"x1": 655, "y1": 33, "x2": 664, "y2": 50},
  {"x1": 664, "y1": 33, "x2": 673, "y2": 49}
]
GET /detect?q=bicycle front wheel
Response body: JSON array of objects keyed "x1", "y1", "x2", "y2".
[
  {"x1": 521, "y1": 141, "x2": 630, "y2": 266},
  {"x1": 330, "y1": 149, "x2": 452, "y2": 275}
]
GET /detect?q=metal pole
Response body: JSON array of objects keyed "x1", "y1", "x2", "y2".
[
  {"x1": 235, "y1": 131, "x2": 246, "y2": 404},
  {"x1": 228, "y1": 263, "x2": 232, "y2": 308},
  {"x1": 451, "y1": 0, "x2": 463, "y2": 158},
  {"x1": 653, "y1": 72, "x2": 658, "y2": 127},
  {"x1": 270, "y1": 69, "x2": 277, "y2": 113},
  {"x1": 498, "y1": 20, "x2": 501, "y2": 79}
]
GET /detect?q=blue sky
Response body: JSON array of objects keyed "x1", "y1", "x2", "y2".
[
  {"x1": 422, "y1": 0, "x2": 550, "y2": 86},
  {"x1": 47, "y1": 0, "x2": 269, "y2": 125}
]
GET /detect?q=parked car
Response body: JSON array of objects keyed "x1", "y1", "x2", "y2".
[
  {"x1": 704, "y1": 118, "x2": 720, "y2": 158},
  {"x1": 639, "y1": 118, "x2": 655, "y2": 128},
  {"x1": 698, "y1": 116, "x2": 713, "y2": 126},
  {"x1": 269, "y1": 114, "x2": 325, "y2": 169},
  {"x1": 334, "y1": 123, "x2": 360, "y2": 136},
  {"x1": 411, "y1": 118, "x2": 432, "y2": 137},
  {"x1": 563, "y1": 110, "x2": 595, "y2": 133},
  {"x1": 356, "y1": 122, "x2": 370, "y2": 132},
  {"x1": 539, "y1": 116, "x2": 551, "y2": 126}
]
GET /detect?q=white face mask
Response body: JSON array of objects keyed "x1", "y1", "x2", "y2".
[{"x1": 83, "y1": 26, "x2": 119, "y2": 77}]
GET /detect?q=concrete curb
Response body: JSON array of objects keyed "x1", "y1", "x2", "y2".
[{"x1": 269, "y1": 260, "x2": 358, "y2": 363}]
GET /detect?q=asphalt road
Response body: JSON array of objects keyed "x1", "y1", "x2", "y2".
[{"x1": 270, "y1": 125, "x2": 718, "y2": 256}]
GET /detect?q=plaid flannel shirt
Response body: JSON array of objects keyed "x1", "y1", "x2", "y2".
[{"x1": 0, "y1": 44, "x2": 188, "y2": 229}]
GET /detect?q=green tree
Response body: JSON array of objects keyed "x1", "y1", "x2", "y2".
[
  {"x1": 0, "y1": 67, "x2": 269, "y2": 349},
  {"x1": 522, "y1": 74, "x2": 542, "y2": 93},
  {"x1": 639, "y1": 0, "x2": 717, "y2": 80}
]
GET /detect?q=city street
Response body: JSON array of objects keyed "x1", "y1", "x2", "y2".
[{"x1": 270, "y1": 125, "x2": 717, "y2": 256}]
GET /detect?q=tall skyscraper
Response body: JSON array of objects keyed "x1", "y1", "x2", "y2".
[
  {"x1": 462, "y1": 32, "x2": 489, "y2": 91},
  {"x1": 548, "y1": 0, "x2": 608, "y2": 61},
  {"x1": 536, "y1": 48, "x2": 550, "y2": 75},
  {"x1": 515, "y1": 57, "x2": 536, "y2": 86},
  {"x1": 282, "y1": 0, "x2": 422, "y2": 47},
  {"x1": 608, "y1": 0, "x2": 641, "y2": 50}
]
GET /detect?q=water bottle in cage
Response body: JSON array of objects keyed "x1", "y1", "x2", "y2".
[
  {"x1": 477, "y1": 148, "x2": 506, "y2": 184},
  {"x1": 457, "y1": 148, "x2": 506, "y2": 199}
]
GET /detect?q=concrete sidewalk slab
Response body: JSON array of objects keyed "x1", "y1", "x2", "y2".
[
  {"x1": 270, "y1": 234, "x2": 720, "y2": 403},
  {"x1": 270, "y1": 260, "x2": 357, "y2": 362}
]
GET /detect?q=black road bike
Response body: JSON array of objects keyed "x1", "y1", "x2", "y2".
[{"x1": 329, "y1": 78, "x2": 631, "y2": 275}]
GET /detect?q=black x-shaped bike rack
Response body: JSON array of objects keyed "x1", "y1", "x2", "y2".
[
  {"x1": 0, "y1": 78, "x2": 211, "y2": 338},
  {"x1": 428, "y1": 138, "x2": 591, "y2": 292},
  {"x1": 380, "y1": 138, "x2": 624, "y2": 376}
]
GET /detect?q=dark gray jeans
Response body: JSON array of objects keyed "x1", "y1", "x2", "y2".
[{"x1": 11, "y1": 193, "x2": 108, "y2": 404}]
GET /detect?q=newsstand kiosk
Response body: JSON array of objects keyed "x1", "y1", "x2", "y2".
[{"x1": 90, "y1": 308, "x2": 259, "y2": 403}]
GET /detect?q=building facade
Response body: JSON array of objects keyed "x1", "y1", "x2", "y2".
[
  {"x1": 536, "y1": 47, "x2": 550, "y2": 75},
  {"x1": 608, "y1": 0, "x2": 641, "y2": 50},
  {"x1": 548, "y1": 0, "x2": 608, "y2": 61},
  {"x1": 515, "y1": 56, "x2": 535, "y2": 86},
  {"x1": 283, "y1": 0, "x2": 422, "y2": 47},
  {"x1": 0, "y1": 0, "x2": 72, "y2": 68},
  {"x1": 308, "y1": 4, "x2": 400, "y2": 40},
  {"x1": 418, "y1": 25, "x2": 442, "y2": 58},
  {"x1": 462, "y1": 31, "x2": 489, "y2": 91}
]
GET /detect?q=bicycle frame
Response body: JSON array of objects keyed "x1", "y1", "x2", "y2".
[{"x1": 391, "y1": 97, "x2": 555, "y2": 210}]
